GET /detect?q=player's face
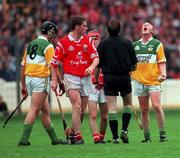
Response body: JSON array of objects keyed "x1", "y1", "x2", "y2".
[
  {"x1": 91, "y1": 36, "x2": 100, "y2": 48},
  {"x1": 141, "y1": 22, "x2": 153, "y2": 35},
  {"x1": 47, "y1": 28, "x2": 57, "y2": 41},
  {"x1": 79, "y1": 21, "x2": 88, "y2": 35}
]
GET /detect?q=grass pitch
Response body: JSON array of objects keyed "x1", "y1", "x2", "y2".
[{"x1": 0, "y1": 109, "x2": 180, "y2": 158}]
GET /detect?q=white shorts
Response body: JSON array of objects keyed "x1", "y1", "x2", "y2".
[
  {"x1": 133, "y1": 80, "x2": 162, "y2": 96},
  {"x1": 26, "y1": 76, "x2": 50, "y2": 96},
  {"x1": 64, "y1": 74, "x2": 92, "y2": 96},
  {"x1": 88, "y1": 84, "x2": 106, "y2": 103}
]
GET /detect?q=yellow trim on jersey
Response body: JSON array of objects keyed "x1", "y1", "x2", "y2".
[
  {"x1": 45, "y1": 46, "x2": 54, "y2": 67},
  {"x1": 156, "y1": 43, "x2": 166, "y2": 63},
  {"x1": 21, "y1": 45, "x2": 54, "y2": 78}
]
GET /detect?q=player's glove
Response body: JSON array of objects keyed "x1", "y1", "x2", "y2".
[
  {"x1": 95, "y1": 83, "x2": 104, "y2": 90},
  {"x1": 64, "y1": 127, "x2": 74, "y2": 136},
  {"x1": 56, "y1": 82, "x2": 65, "y2": 96},
  {"x1": 59, "y1": 82, "x2": 65, "y2": 94},
  {"x1": 65, "y1": 127, "x2": 75, "y2": 144}
]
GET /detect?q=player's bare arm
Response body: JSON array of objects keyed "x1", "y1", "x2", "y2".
[
  {"x1": 50, "y1": 65, "x2": 59, "y2": 91},
  {"x1": 158, "y1": 62, "x2": 167, "y2": 82},
  {"x1": 20, "y1": 65, "x2": 28, "y2": 99},
  {"x1": 84, "y1": 57, "x2": 99, "y2": 75}
]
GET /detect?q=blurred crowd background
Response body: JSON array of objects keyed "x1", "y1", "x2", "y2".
[{"x1": 0, "y1": 0, "x2": 179, "y2": 81}]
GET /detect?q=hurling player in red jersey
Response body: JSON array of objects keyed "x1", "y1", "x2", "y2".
[
  {"x1": 51, "y1": 16, "x2": 99, "y2": 144},
  {"x1": 87, "y1": 30, "x2": 108, "y2": 144}
]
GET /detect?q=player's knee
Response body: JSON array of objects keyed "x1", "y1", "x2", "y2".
[
  {"x1": 42, "y1": 106, "x2": 50, "y2": 114},
  {"x1": 41, "y1": 109, "x2": 50, "y2": 117},
  {"x1": 31, "y1": 106, "x2": 41, "y2": 116},
  {"x1": 108, "y1": 108, "x2": 117, "y2": 113},
  {"x1": 153, "y1": 105, "x2": 162, "y2": 113},
  {"x1": 90, "y1": 113, "x2": 97, "y2": 121}
]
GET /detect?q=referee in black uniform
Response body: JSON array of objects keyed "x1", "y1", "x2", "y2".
[{"x1": 97, "y1": 18, "x2": 137, "y2": 143}]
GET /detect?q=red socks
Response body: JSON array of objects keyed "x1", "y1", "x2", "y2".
[
  {"x1": 93, "y1": 133, "x2": 100, "y2": 143},
  {"x1": 75, "y1": 133, "x2": 83, "y2": 141}
]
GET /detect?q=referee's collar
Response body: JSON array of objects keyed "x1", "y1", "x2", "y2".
[{"x1": 38, "y1": 35, "x2": 48, "y2": 41}]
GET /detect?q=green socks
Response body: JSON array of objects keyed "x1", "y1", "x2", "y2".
[
  {"x1": 143, "y1": 129, "x2": 166, "y2": 140},
  {"x1": 45, "y1": 124, "x2": 59, "y2": 142},
  {"x1": 20, "y1": 124, "x2": 33, "y2": 142},
  {"x1": 144, "y1": 129, "x2": 151, "y2": 140},
  {"x1": 159, "y1": 129, "x2": 166, "y2": 137},
  {"x1": 19, "y1": 124, "x2": 59, "y2": 143}
]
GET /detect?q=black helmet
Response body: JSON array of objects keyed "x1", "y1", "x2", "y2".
[{"x1": 41, "y1": 21, "x2": 58, "y2": 39}]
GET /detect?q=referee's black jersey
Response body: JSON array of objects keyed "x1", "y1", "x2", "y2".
[{"x1": 97, "y1": 35, "x2": 137, "y2": 76}]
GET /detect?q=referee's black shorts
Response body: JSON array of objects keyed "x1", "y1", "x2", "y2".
[{"x1": 103, "y1": 74, "x2": 132, "y2": 97}]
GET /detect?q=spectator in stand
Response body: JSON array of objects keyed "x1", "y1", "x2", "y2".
[{"x1": 0, "y1": 0, "x2": 179, "y2": 81}]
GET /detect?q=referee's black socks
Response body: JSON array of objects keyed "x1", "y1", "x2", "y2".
[
  {"x1": 122, "y1": 106, "x2": 132, "y2": 131},
  {"x1": 109, "y1": 113, "x2": 119, "y2": 139}
]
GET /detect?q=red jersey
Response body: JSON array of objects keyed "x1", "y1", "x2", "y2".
[
  {"x1": 51, "y1": 33, "x2": 99, "y2": 77},
  {"x1": 91, "y1": 69, "x2": 104, "y2": 84}
]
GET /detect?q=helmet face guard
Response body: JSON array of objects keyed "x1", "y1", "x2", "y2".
[
  {"x1": 47, "y1": 27, "x2": 57, "y2": 40},
  {"x1": 41, "y1": 21, "x2": 58, "y2": 40},
  {"x1": 88, "y1": 30, "x2": 100, "y2": 47},
  {"x1": 88, "y1": 30, "x2": 100, "y2": 40}
]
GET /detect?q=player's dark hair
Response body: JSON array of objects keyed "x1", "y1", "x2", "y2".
[
  {"x1": 107, "y1": 19, "x2": 121, "y2": 36},
  {"x1": 70, "y1": 16, "x2": 86, "y2": 31}
]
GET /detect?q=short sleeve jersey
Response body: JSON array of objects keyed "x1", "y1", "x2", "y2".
[
  {"x1": 21, "y1": 36, "x2": 54, "y2": 78},
  {"x1": 131, "y1": 37, "x2": 166, "y2": 85},
  {"x1": 51, "y1": 33, "x2": 99, "y2": 77}
]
